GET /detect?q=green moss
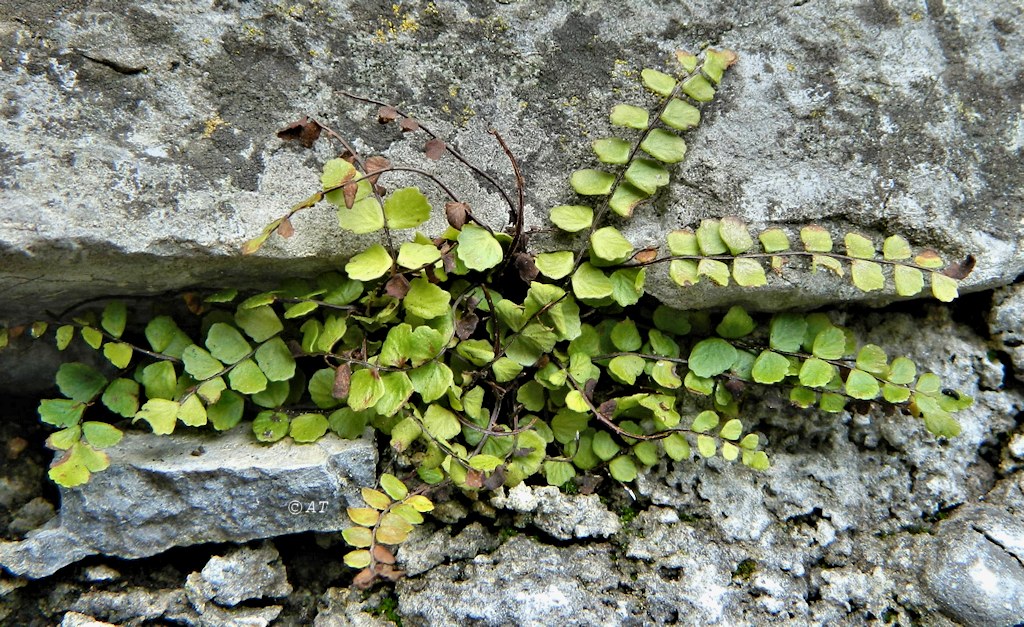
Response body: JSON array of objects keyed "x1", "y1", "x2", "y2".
[
  {"x1": 732, "y1": 558, "x2": 757, "y2": 580},
  {"x1": 368, "y1": 592, "x2": 403, "y2": 625}
]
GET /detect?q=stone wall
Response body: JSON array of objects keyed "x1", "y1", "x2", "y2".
[{"x1": 1, "y1": 0, "x2": 1021, "y2": 323}]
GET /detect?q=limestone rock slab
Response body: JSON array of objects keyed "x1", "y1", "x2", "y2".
[
  {"x1": 924, "y1": 505, "x2": 1024, "y2": 627},
  {"x1": 0, "y1": 427, "x2": 375, "y2": 579},
  {"x1": 0, "y1": 0, "x2": 1020, "y2": 323}
]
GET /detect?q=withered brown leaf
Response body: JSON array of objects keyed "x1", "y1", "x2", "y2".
[
  {"x1": 441, "y1": 252, "x2": 456, "y2": 273},
  {"x1": 424, "y1": 138, "x2": 446, "y2": 160},
  {"x1": 514, "y1": 252, "x2": 539, "y2": 283},
  {"x1": 633, "y1": 248, "x2": 658, "y2": 264},
  {"x1": 333, "y1": 363, "x2": 351, "y2": 399},
  {"x1": 377, "y1": 564, "x2": 405, "y2": 582},
  {"x1": 465, "y1": 469, "x2": 485, "y2": 489},
  {"x1": 276, "y1": 217, "x2": 295, "y2": 239},
  {"x1": 385, "y1": 274, "x2": 410, "y2": 299},
  {"x1": 399, "y1": 117, "x2": 420, "y2": 132},
  {"x1": 353, "y1": 567, "x2": 378, "y2": 589},
  {"x1": 276, "y1": 116, "x2": 322, "y2": 148},
  {"x1": 342, "y1": 182, "x2": 358, "y2": 209},
  {"x1": 455, "y1": 313, "x2": 479, "y2": 340},
  {"x1": 445, "y1": 202, "x2": 469, "y2": 230},
  {"x1": 941, "y1": 255, "x2": 976, "y2": 280},
  {"x1": 371, "y1": 545, "x2": 396, "y2": 565},
  {"x1": 377, "y1": 106, "x2": 399, "y2": 124},
  {"x1": 482, "y1": 466, "x2": 507, "y2": 491},
  {"x1": 182, "y1": 292, "x2": 206, "y2": 316},
  {"x1": 364, "y1": 155, "x2": 392, "y2": 185}
]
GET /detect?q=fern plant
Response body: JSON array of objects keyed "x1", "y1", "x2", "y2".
[{"x1": 10, "y1": 47, "x2": 976, "y2": 584}]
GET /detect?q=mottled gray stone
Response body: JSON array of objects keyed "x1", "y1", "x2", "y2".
[
  {"x1": 398, "y1": 522, "x2": 500, "y2": 577},
  {"x1": 80, "y1": 564, "x2": 120, "y2": 583},
  {"x1": 70, "y1": 588, "x2": 190, "y2": 625},
  {"x1": 0, "y1": 427, "x2": 375, "y2": 578},
  {"x1": 314, "y1": 587, "x2": 395, "y2": 627},
  {"x1": 59, "y1": 613, "x2": 117, "y2": 627},
  {"x1": 397, "y1": 534, "x2": 635, "y2": 626},
  {"x1": 185, "y1": 583, "x2": 282, "y2": 627},
  {"x1": 7, "y1": 496, "x2": 55, "y2": 536},
  {"x1": 389, "y1": 305, "x2": 1015, "y2": 622},
  {"x1": 991, "y1": 284, "x2": 1024, "y2": 382},
  {"x1": 1011, "y1": 435, "x2": 1024, "y2": 460},
  {"x1": 490, "y1": 483, "x2": 621, "y2": 540},
  {"x1": 71, "y1": 583, "x2": 283, "y2": 627},
  {"x1": 924, "y1": 505, "x2": 1024, "y2": 627},
  {"x1": 1, "y1": 0, "x2": 1021, "y2": 326},
  {"x1": 185, "y1": 542, "x2": 291, "y2": 607}
]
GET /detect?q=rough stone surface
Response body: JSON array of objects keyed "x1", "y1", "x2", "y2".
[
  {"x1": 384, "y1": 307, "x2": 1024, "y2": 625},
  {"x1": 314, "y1": 587, "x2": 395, "y2": 627},
  {"x1": 69, "y1": 588, "x2": 191, "y2": 625},
  {"x1": 490, "y1": 483, "x2": 621, "y2": 540},
  {"x1": 80, "y1": 565, "x2": 120, "y2": 584},
  {"x1": 185, "y1": 542, "x2": 291, "y2": 608},
  {"x1": 0, "y1": 427, "x2": 376, "y2": 578},
  {"x1": 398, "y1": 521, "x2": 500, "y2": 578},
  {"x1": 70, "y1": 585, "x2": 284, "y2": 627},
  {"x1": 991, "y1": 283, "x2": 1024, "y2": 382},
  {"x1": 397, "y1": 534, "x2": 633, "y2": 626},
  {"x1": 1, "y1": 1, "x2": 1023, "y2": 624},
  {"x1": 7, "y1": 496, "x2": 55, "y2": 536},
  {"x1": 60, "y1": 612, "x2": 117, "y2": 627},
  {"x1": 1, "y1": 0, "x2": 1022, "y2": 324},
  {"x1": 924, "y1": 505, "x2": 1024, "y2": 627}
]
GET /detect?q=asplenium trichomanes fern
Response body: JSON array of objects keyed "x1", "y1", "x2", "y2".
[{"x1": 22, "y1": 48, "x2": 974, "y2": 528}]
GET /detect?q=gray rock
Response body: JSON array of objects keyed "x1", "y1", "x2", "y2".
[
  {"x1": 185, "y1": 542, "x2": 291, "y2": 607},
  {"x1": 1011, "y1": 435, "x2": 1024, "y2": 460},
  {"x1": 988, "y1": 474, "x2": 1024, "y2": 520},
  {"x1": 7, "y1": 496, "x2": 55, "y2": 536},
  {"x1": 314, "y1": 587, "x2": 397, "y2": 627},
  {"x1": 80, "y1": 564, "x2": 120, "y2": 583},
  {"x1": 59, "y1": 613, "x2": 117, "y2": 627},
  {"x1": 398, "y1": 522, "x2": 500, "y2": 577},
  {"x1": 0, "y1": 575, "x2": 25, "y2": 598},
  {"x1": 188, "y1": 603, "x2": 282, "y2": 627},
  {"x1": 924, "y1": 505, "x2": 1024, "y2": 627},
  {"x1": 70, "y1": 588, "x2": 190, "y2": 625},
  {"x1": 991, "y1": 284, "x2": 1024, "y2": 382},
  {"x1": 184, "y1": 579, "x2": 283, "y2": 627},
  {"x1": 0, "y1": 427, "x2": 375, "y2": 578},
  {"x1": 71, "y1": 584, "x2": 282, "y2": 627},
  {"x1": 397, "y1": 534, "x2": 635, "y2": 626},
  {"x1": 1, "y1": 0, "x2": 1021, "y2": 325},
  {"x1": 490, "y1": 483, "x2": 621, "y2": 540}
]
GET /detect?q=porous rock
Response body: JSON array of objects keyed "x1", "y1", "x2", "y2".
[
  {"x1": 990, "y1": 283, "x2": 1024, "y2": 382},
  {"x1": 490, "y1": 483, "x2": 621, "y2": 540},
  {"x1": 397, "y1": 534, "x2": 634, "y2": 626},
  {"x1": 59, "y1": 612, "x2": 118, "y2": 627},
  {"x1": 314, "y1": 587, "x2": 396, "y2": 627},
  {"x1": 185, "y1": 542, "x2": 291, "y2": 608},
  {"x1": 397, "y1": 522, "x2": 500, "y2": 577},
  {"x1": 1, "y1": 0, "x2": 1021, "y2": 327},
  {"x1": 0, "y1": 427, "x2": 375, "y2": 578},
  {"x1": 69, "y1": 588, "x2": 191, "y2": 625},
  {"x1": 923, "y1": 504, "x2": 1024, "y2": 627},
  {"x1": 7, "y1": 496, "x2": 56, "y2": 536}
]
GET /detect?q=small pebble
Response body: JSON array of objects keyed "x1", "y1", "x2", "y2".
[{"x1": 1008, "y1": 434, "x2": 1024, "y2": 460}]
